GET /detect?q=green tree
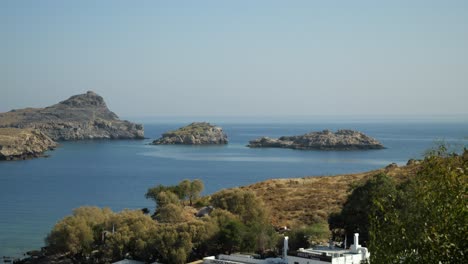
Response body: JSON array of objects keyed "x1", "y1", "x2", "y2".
[
  {"x1": 46, "y1": 215, "x2": 94, "y2": 255},
  {"x1": 329, "y1": 173, "x2": 397, "y2": 245},
  {"x1": 178, "y1": 179, "x2": 191, "y2": 204},
  {"x1": 218, "y1": 219, "x2": 246, "y2": 254},
  {"x1": 154, "y1": 191, "x2": 180, "y2": 208},
  {"x1": 287, "y1": 222, "x2": 331, "y2": 250},
  {"x1": 156, "y1": 203, "x2": 184, "y2": 223},
  {"x1": 211, "y1": 188, "x2": 268, "y2": 225},
  {"x1": 153, "y1": 225, "x2": 193, "y2": 264},
  {"x1": 210, "y1": 189, "x2": 277, "y2": 253},
  {"x1": 104, "y1": 210, "x2": 157, "y2": 261},
  {"x1": 46, "y1": 206, "x2": 114, "y2": 255},
  {"x1": 187, "y1": 179, "x2": 204, "y2": 206},
  {"x1": 146, "y1": 179, "x2": 204, "y2": 207},
  {"x1": 146, "y1": 184, "x2": 184, "y2": 206},
  {"x1": 370, "y1": 148, "x2": 468, "y2": 263}
]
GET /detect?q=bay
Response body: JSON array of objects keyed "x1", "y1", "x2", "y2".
[{"x1": 0, "y1": 119, "x2": 467, "y2": 257}]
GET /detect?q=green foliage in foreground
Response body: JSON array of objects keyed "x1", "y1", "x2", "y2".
[
  {"x1": 331, "y1": 146, "x2": 468, "y2": 263},
  {"x1": 328, "y1": 173, "x2": 397, "y2": 245},
  {"x1": 46, "y1": 181, "x2": 279, "y2": 264},
  {"x1": 370, "y1": 148, "x2": 468, "y2": 263}
]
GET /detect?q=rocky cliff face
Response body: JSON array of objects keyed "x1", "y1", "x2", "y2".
[
  {"x1": 0, "y1": 91, "x2": 144, "y2": 140},
  {"x1": 248, "y1": 129, "x2": 384, "y2": 150},
  {"x1": 151, "y1": 122, "x2": 228, "y2": 145},
  {"x1": 0, "y1": 128, "x2": 57, "y2": 160}
]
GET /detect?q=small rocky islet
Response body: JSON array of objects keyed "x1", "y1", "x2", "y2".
[
  {"x1": 151, "y1": 122, "x2": 228, "y2": 145},
  {"x1": 0, "y1": 91, "x2": 144, "y2": 160},
  {"x1": 248, "y1": 129, "x2": 384, "y2": 150}
]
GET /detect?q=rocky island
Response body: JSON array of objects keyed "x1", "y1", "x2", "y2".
[
  {"x1": 0, "y1": 91, "x2": 144, "y2": 160},
  {"x1": 248, "y1": 129, "x2": 384, "y2": 150},
  {"x1": 151, "y1": 122, "x2": 228, "y2": 145}
]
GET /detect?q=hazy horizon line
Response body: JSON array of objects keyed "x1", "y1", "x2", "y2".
[{"x1": 123, "y1": 114, "x2": 468, "y2": 124}]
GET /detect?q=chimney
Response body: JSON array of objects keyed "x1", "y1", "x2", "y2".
[
  {"x1": 283, "y1": 236, "x2": 289, "y2": 260},
  {"x1": 354, "y1": 233, "x2": 359, "y2": 247},
  {"x1": 350, "y1": 233, "x2": 361, "y2": 253}
]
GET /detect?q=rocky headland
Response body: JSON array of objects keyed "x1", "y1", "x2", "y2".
[
  {"x1": 0, "y1": 91, "x2": 144, "y2": 141},
  {"x1": 0, "y1": 128, "x2": 57, "y2": 160},
  {"x1": 248, "y1": 129, "x2": 384, "y2": 150},
  {"x1": 151, "y1": 122, "x2": 228, "y2": 145},
  {"x1": 0, "y1": 91, "x2": 144, "y2": 160}
]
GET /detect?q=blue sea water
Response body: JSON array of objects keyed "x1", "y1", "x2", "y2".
[{"x1": 0, "y1": 119, "x2": 467, "y2": 257}]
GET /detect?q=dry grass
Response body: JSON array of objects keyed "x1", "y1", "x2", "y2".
[
  {"x1": 238, "y1": 164, "x2": 420, "y2": 228},
  {"x1": 0, "y1": 108, "x2": 40, "y2": 127},
  {"x1": 0, "y1": 127, "x2": 33, "y2": 145}
]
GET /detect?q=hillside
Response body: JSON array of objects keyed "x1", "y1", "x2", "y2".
[{"x1": 238, "y1": 162, "x2": 420, "y2": 227}]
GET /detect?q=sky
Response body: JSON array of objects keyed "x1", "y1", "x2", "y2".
[{"x1": 1, "y1": 0, "x2": 467, "y2": 118}]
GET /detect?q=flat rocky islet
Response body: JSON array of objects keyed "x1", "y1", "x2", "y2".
[
  {"x1": 0, "y1": 91, "x2": 144, "y2": 160},
  {"x1": 151, "y1": 122, "x2": 228, "y2": 145},
  {"x1": 248, "y1": 129, "x2": 384, "y2": 150}
]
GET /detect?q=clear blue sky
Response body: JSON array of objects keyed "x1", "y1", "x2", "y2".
[{"x1": 1, "y1": 0, "x2": 467, "y2": 117}]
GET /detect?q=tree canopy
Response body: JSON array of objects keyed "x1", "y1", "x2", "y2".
[
  {"x1": 369, "y1": 148, "x2": 468, "y2": 263},
  {"x1": 47, "y1": 180, "x2": 279, "y2": 263},
  {"x1": 328, "y1": 173, "x2": 397, "y2": 246},
  {"x1": 330, "y1": 147, "x2": 468, "y2": 263}
]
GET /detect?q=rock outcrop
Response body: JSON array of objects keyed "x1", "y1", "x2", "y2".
[
  {"x1": 0, "y1": 128, "x2": 57, "y2": 160},
  {"x1": 0, "y1": 91, "x2": 144, "y2": 140},
  {"x1": 151, "y1": 122, "x2": 228, "y2": 145},
  {"x1": 248, "y1": 129, "x2": 384, "y2": 150}
]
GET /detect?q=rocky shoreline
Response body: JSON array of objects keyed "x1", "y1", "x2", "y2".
[
  {"x1": 248, "y1": 129, "x2": 384, "y2": 150},
  {"x1": 0, "y1": 128, "x2": 57, "y2": 160},
  {"x1": 151, "y1": 122, "x2": 228, "y2": 145}
]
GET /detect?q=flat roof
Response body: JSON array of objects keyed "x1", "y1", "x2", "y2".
[{"x1": 298, "y1": 246, "x2": 361, "y2": 256}]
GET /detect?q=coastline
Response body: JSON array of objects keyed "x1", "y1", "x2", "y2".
[{"x1": 1, "y1": 120, "x2": 467, "y2": 259}]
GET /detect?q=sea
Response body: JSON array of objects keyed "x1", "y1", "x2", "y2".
[{"x1": 1, "y1": 116, "x2": 467, "y2": 257}]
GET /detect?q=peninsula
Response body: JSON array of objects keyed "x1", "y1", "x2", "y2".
[
  {"x1": 151, "y1": 122, "x2": 228, "y2": 145},
  {"x1": 0, "y1": 91, "x2": 144, "y2": 160},
  {"x1": 248, "y1": 129, "x2": 384, "y2": 150}
]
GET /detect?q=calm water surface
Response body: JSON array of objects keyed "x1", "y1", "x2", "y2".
[{"x1": 1, "y1": 120, "x2": 467, "y2": 256}]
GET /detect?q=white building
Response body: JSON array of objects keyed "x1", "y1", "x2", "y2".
[{"x1": 203, "y1": 233, "x2": 370, "y2": 264}]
